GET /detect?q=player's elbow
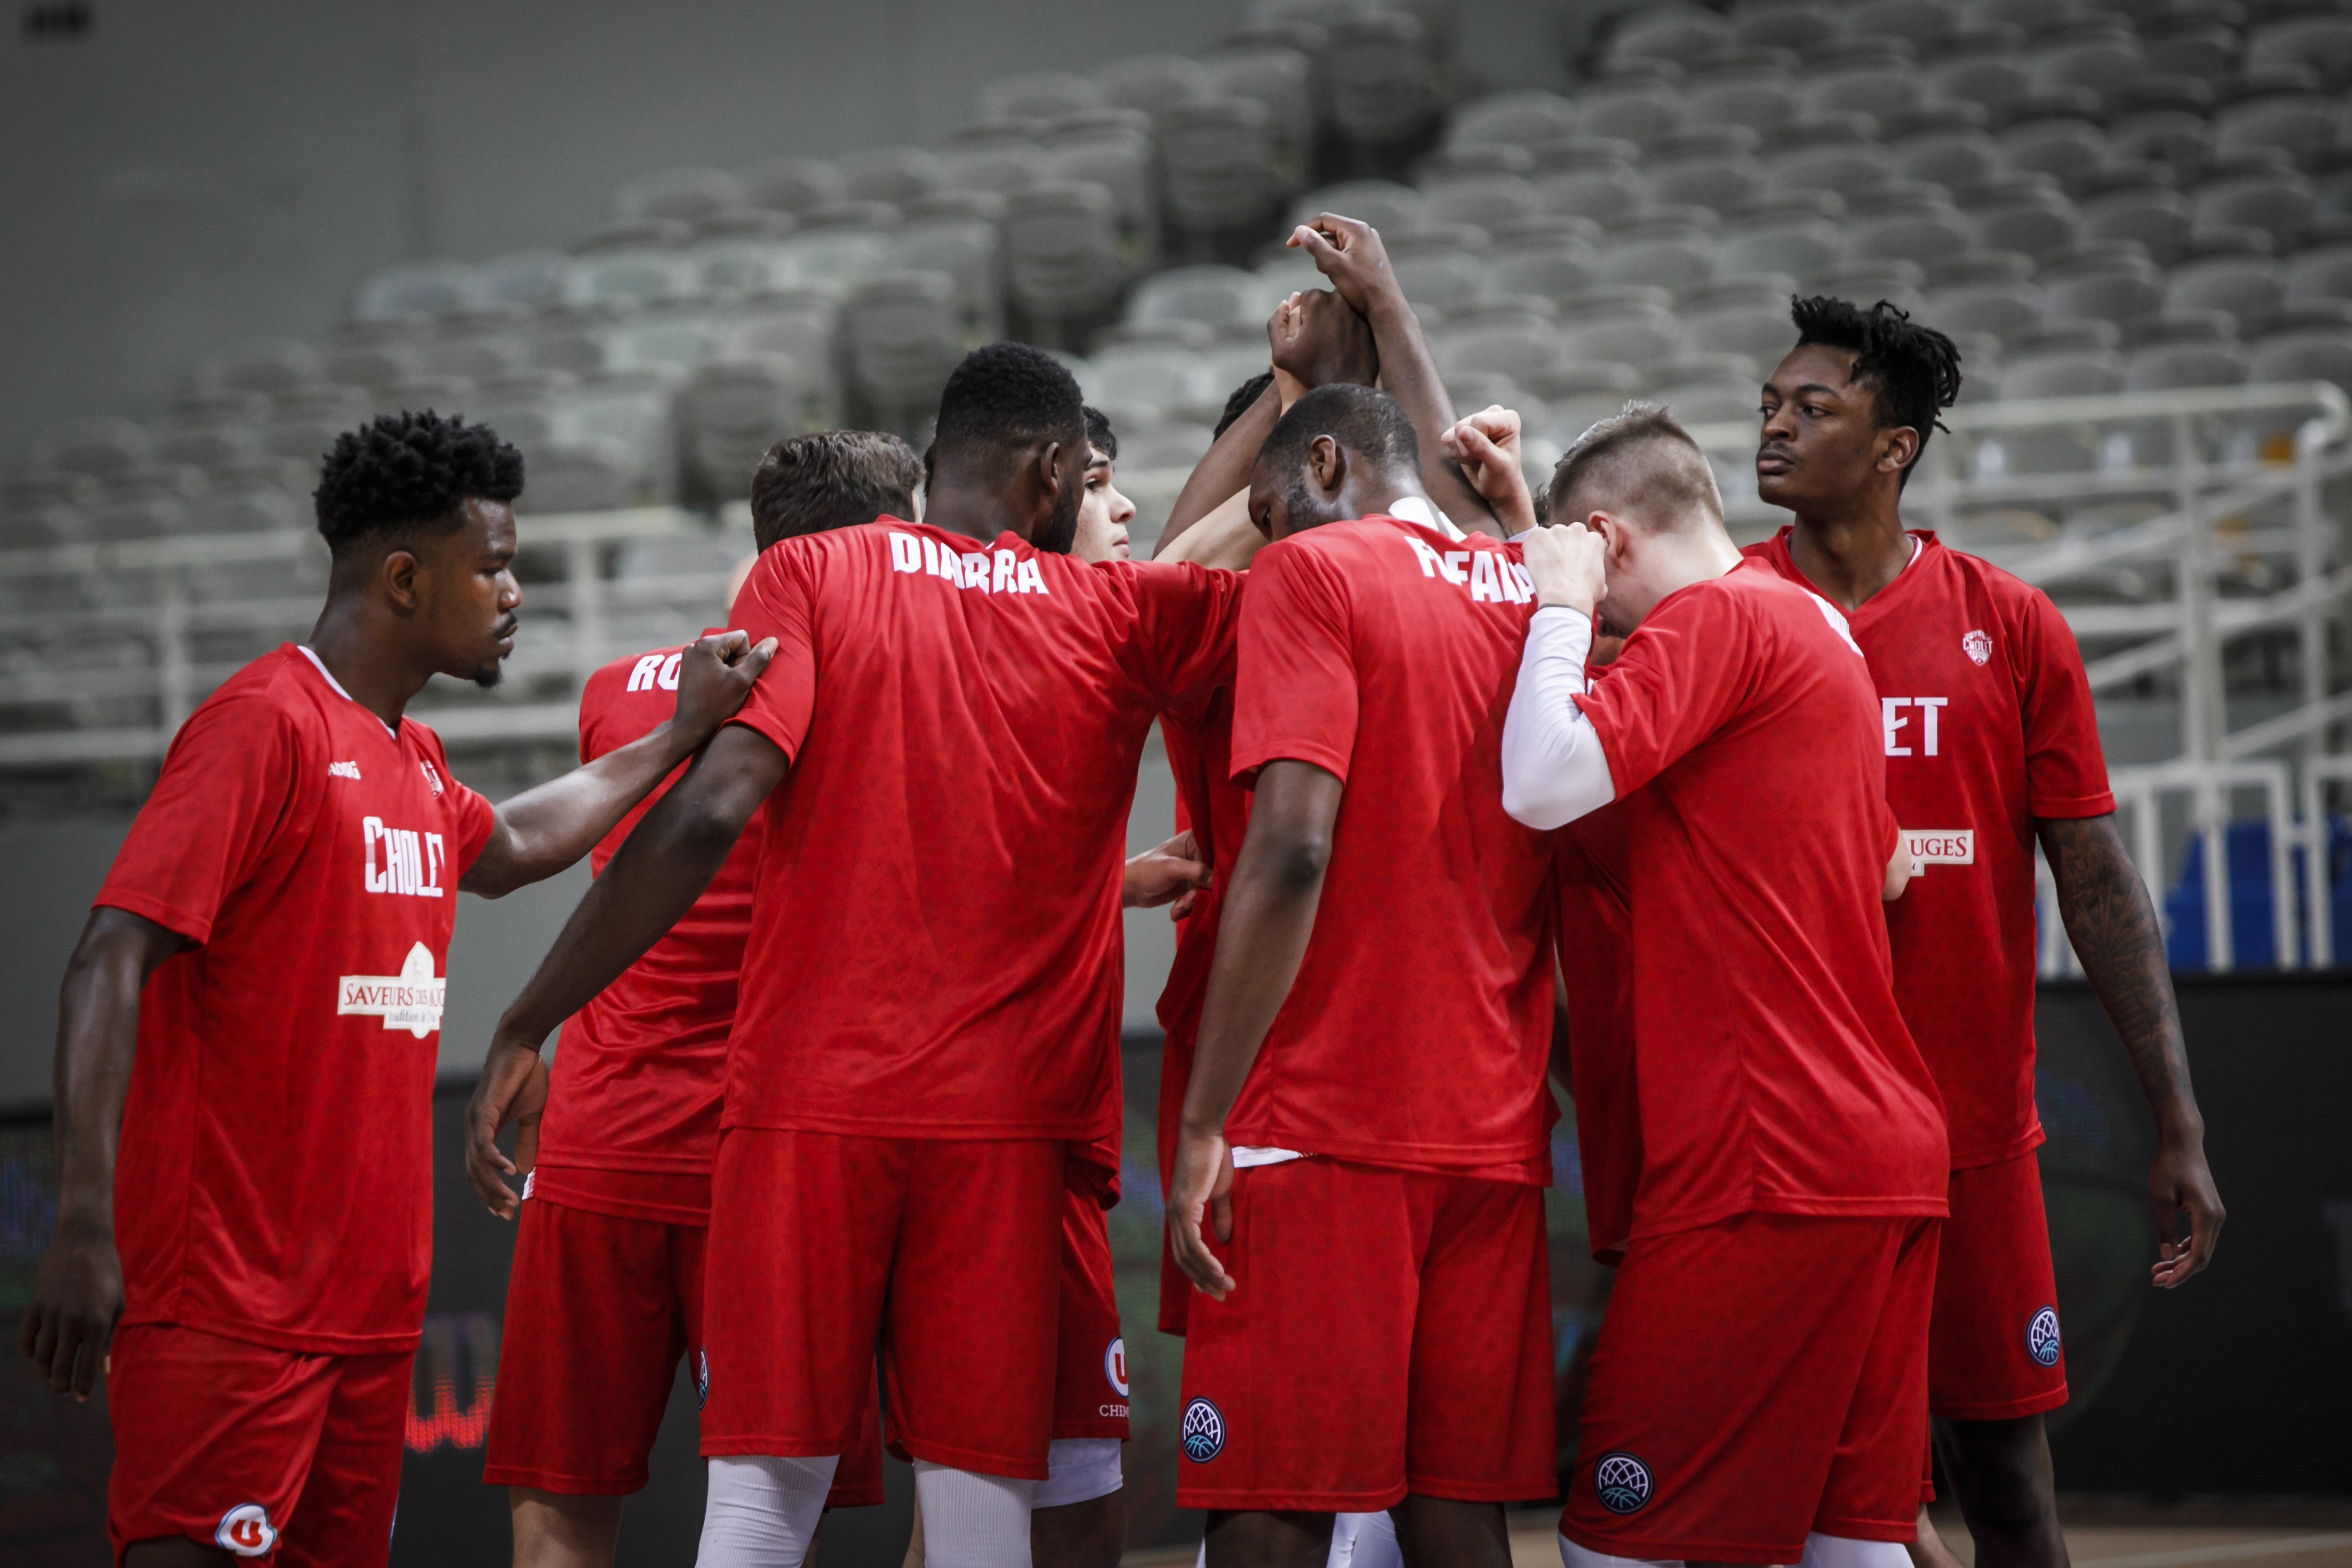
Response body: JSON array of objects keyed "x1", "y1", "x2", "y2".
[
  {"x1": 1501, "y1": 773, "x2": 1572, "y2": 832},
  {"x1": 1883, "y1": 846, "x2": 1913, "y2": 901},
  {"x1": 1262, "y1": 830, "x2": 1333, "y2": 896}
]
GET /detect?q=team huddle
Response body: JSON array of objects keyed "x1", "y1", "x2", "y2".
[{"x1": 20, "y1": 215, "x2": 2225, "y2": 1568}]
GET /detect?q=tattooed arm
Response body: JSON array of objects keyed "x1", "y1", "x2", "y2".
[{"x1": 2037, "y1": 813, "x2": 2225, "y2": 1286}]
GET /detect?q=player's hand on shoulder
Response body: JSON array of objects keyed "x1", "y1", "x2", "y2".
[
  {"x1": 1522, "y1": 521, "x2": 1608, "y2": 615},
  {"x1": 1289, "y1": 213, "x2": 1398, "y2": 316},
  {"x1": 17, "y1": 1213, "x2": 121, "y2": 1400},
  {"x1": 671, "y1": 629, "x2": 779, "y2": 740},
  {"x1": 1124, "y1": 829, "x2": 1212, "y2": 914},
  {"x1": 1441, "y1": 406, "x2": 1538, "y2": 537}
]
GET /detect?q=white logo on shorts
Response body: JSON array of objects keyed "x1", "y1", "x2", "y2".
[
  {"x1": 1104, "y1": 1337, "x2": 1128, "y2": 1398},
  {"x1": 216, "y1": 1503, "x2": 277, "y2": 1557}
]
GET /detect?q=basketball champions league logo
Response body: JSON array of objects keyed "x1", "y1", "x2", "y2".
[
  {"x1": 2026, "y1": 1305, "x2": 2062, "y2": 1368},
  {"x1": 1593, "y1": 1451, "x2": 1654, "y2": 1514},
  {"x1": 1179, "y1": 1397, "x2": 1224, "y2": 1462}
]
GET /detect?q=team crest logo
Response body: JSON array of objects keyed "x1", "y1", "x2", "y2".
[
  {"x1": 1104, "y1": 1337, "x2": 1128, "y2": 1398},
  {"x1": 1179, "y1": 1397, "x2": 1225, "y2": 1462},
  {"x1": 2026, "y1": 1305, "x2": 2062, "y2": 1368},
  {"x1": 418, "y1": 759, "x2": 445, "y2": 796},
  {"x1": 1593, "y1": 1452, "x2": 1654, "y2": 1515},
  {"x1": 215, "y1": 1503, "x2": 277, "y2": 1557},
  {"x1": 1962, "y1": 629, "x2": 1992, "y2": 666},
  {"x1": 697, "y1": 1348, "x2": 711, "y2": 1409}
]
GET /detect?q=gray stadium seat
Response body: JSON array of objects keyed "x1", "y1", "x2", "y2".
[
  {"x1": 1561, "y1": 301, "x2": 1682, "y2": 370},
  {"x1": 576, "y1": 217, "x2": 696, "y2": 255},
  {"x1": 1822, "y1": 261, "x2": 1927, "y2": 314},
  {"x1": 2214, "y1": 93, "x2": 2341, "y2": 171},
  {"x1": 153, "y1": 418, "x2": 264, "y2": 473},
  {"x1": 354, "y1": 261, "x2": 480, "y2": 323},
  {"x1": 741, "y1": 157, "x2": 843, "y2": 218},
  {"x1": 1573, "y1": 81, "x2": 1686, "y2": 155},
  {"x1": 419, "y1": 335, "x2": 527, "y2": 385},
  {"x1": 1605, "y1": 5, "x2": 1732, "y2": 71},
  {"x1": 1533, "y1": 159, "x2": 1647, "y2": 227},
  {"x1": 1997, "y1": 118, "x2": 2108, "y2": 189},
  {"x1": 1998, "y1": 347, "x2": 2125, "y2": 398},
  {"x1": 1686, "y1": 66, "x2": 1803, "y2": 136},
  {"x1": 2081, "y1": 184, "x2": 2194, "y2": 263},
  {"x1": 1925, "y1": 282, "x2": 2044, "y2": 346},
  {"x1": 1886, "y1": 127, "x2": 1997, "y2": 190},
  {"x1": 2284, "y1": 244, "x2": 2352, "y2": 307},
  {"x1": 517, "y1": 439, "x2": 641, "y2": 514},
  {"x1": 2108, "y1": 108, "x2": 2216, "y2": 173},
  {"x1": 2027, "y1": 24, "x2": 2143, "y2": 113},
  {"x1": 1094, "y1": 54, "x2": 1213, "y2": 127},
  {"x1": 1328, "y1": 12, "x2": 1440, "y2": 156},
  {"x1": 1968, "y1": 185, "x2": 2083, "y2": 261},
  {"x1": 1928, "y1": 49, "x2": 2028, "y2": 122},
  {"x1": 1646, "y1": 153, "x2": 1764, "y2": 217},
  {"x1": 85, "y1": 496, "x2": 187, "y2": 544},
  {"x1": 1203, "y1": 45, "x2": 1316, "y2": 177},
  {"x1": 566, "y1": 373, "x2": 679, "y2": 500},
  {"x1": 2245, "y1": 16, "x2": 2352, "y2": 94},
  {"x1": 1432, "y1": 305, "x2": 1568, "y2": 387},
  {"x1": 478, "y1": 251, "x2": 575, "y2": 311},
  {"x1": 1715, "y1": 215, "x2": 1843, "y2": 287},
  {"x1": 2040, "y1": 254, "x2": 2164, "y2": 330},
  {"x1": 2143, "y1": 24, "x2": 2241, "y2": 88},
  {"x1": 1005, "y1": 182, "x2": 1126, "y2": 328},
  {"x1": 2248, "y1": 327, "x2": 2352, "y2": 391},
  {"x1": 1155, "y1": 98, "x2": 1277, "y2": 250},
  {"x1": 2193, "y1": 171, "x2": 2315, "y2": 252},
  {"x1": 1422, "y1": 174, "x2": 1541, "y2": 231},
  {"x1": 937, "y1": 140, "x2": 1046, "y2": 199},
  {"x1": 197, "y1": 339, "x2": 323, "y2": 398},
  {"x1": 839, "y1": 148, "x2": 943, "y2": 207},
  {"x1": 1765, "y1": 141, "x2": 1896, "y2": 202},
  {"x1": 1489, "y1": 236, "x2": 1602, "y2": 309},
  {"x1": 1682, "y1": 298, "x2": 1798, "y2": 366},
  {"x1": 1109, "y1": 422, "x2": 1218, "y2": 473},
  {"x1": 1843, "y1": 200, "x2": 1974, "y2": 267},
  {"x1": 1843, "y1": 0, "x2": 1952, "y2": 46},
  {"x1": 2166, "y1": 255, "x2": 2284, "y2": 332},
  {"x1": 573, "y1": 251, "x2": 699, "y2": 307},
  {"x1": 1083, "y1": 342, "x2": 1213, "y2": 425},
  {"x1": 1128, "y1": 267, "x2": 1263, "y2": 338},
  {"x1": 978, "y1": 72, "x2": 1101, "y2": 122},
  {"x1": 1731, "y1": 0, "x2": 1844, "y2": 55},
  {"x1": 1420, "y1": 144, "x2": 1535, "y2": 182},
  {"x1": 780, "y1": 222, "x2": 898, "y2": 293},
  {"x1": 31, "y1": 417, "x2": 153, "y2": 479},
  {"x1": 844, "y1": 273, "x2": 965, "y2": 432},
  {"x1": 613, "y1": 168, "x2": 745, "y2": 225},
  {"x1": 1389, "y1": 232, "x2": 1493, "y2": 314},
  {"x1": 1598, "y1": 221, "x2": 1717, "y2": 300},
  {"x1": 1449, "y1": 91, "x2": 1581, "y2": 149},
  {"x1": 1294, "y1": 181, "x2": 1428, "y2": 236},
  {"x1": 321, "y1": 342, "x2": 420, "y2": 393},
  {"x1": 2123, "y1": 336, "x2": 2249, "y2": 392},
  {"x1": 682, "y1": 359, "x2": 816, "y2": 497},
  {"x1": 1803, "y1": 58, "x2": 1926, "y2": 134}
]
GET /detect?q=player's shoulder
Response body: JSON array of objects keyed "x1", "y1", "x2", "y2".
[
  {"x1": 1916, "y1": 532, "x2": 2043, "y2": 606},
  {"x1": 187, "y1": 646, "x2": 327, "y2": 740}
]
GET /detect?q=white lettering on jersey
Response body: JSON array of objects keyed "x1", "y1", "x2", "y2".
[
  {"x1": 327, "y1": 761, "x2": 361, "y2": 780},
  {"x1": 1400, "y1": 537, "x2": 1532, "y2": 604},
  {"x1": 364, "y1": 817, "x2": 448, "y2": 898},
  {"x1": 1882, "y1": 696, "x2": 1948, "y2": 757},
  {"x1": 1903, "y1": 828, "x2": 1976, "y2": 876},
  {"x1": 626, "y1": 653, "x2": 666, "y2": 692},
  {"x1": 418, "y1": 759, "x2": 445, "y2": 796},
  {"x1": 336, "y1": 942, "x2": 446, "y2": 1038},
  {"x1": 889, "y1": 530, "x2": 1049, "y2": 595}
]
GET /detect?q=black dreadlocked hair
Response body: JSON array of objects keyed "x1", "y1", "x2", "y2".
[
  {"x1": 1214, "y1": 372, "x2": 1275, "y2": 440},
  {"x1": 1789, "y1": 296, "x2": 1963, "y2": 490},
  {"x1": 313, "y1": 410, "x2": 524, "y2": 558}
]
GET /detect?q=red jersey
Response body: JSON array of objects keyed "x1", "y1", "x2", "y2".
[
  {"x1": 1555, "y1": 804, "x2": 1640, "y2": 1266},
  {"x1": 1224, "y1": 514, "x2": 1559, "y2": 1180},
  {"x1": 531, "y1": 636, "x2": 766, "y2": 1223},
  {"x1": 1750, "y1": 529, "x2": 2114, "y2": 1168},
  {"x1": 1572, "y1": 560, "x2": 1947, "y2": 1240},
  {"x1": 723, "y1": 519, "x2": 1240, "y2": 1141},
  {"x1": 96, "y1": 645, "x2": 495, "y2": 1353}
]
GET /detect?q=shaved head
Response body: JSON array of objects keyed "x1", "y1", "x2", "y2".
[{"x1": 1548, "y1": 402, "x2": 1723, "y2": 535}]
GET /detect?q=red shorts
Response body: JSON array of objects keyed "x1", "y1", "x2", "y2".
[
  {"x1": 106, "y1": 1322, "x2": 410, "y2": 1566},
  {"x1": 1054, "y1": 1186, "x2": 1131, "y2": 1441},
  {"x1": 1928, "y1": 1152, "x2": 2068, "y2": 1422},
  {"x1": 1176, "y1": 1158, "x2": 1556, "y2": 1512},
  {"x1": 481, "y1": 1184, "x2": 883, "y2": 1505},
  {"x1": 702, "y1": 1129, "x2": 1065, "y2": 1480},
  {"x1": 1561, "y1": 1213, "x2": 1940, "y2": 1564}
]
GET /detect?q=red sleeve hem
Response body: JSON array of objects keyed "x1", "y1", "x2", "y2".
[
  {"x1": 1227, "y1": 742, "x2": 1350, "y2": 789},
  {"x1": 91, "y1": 889, "x2": 210, "y2": 947},
  {"x1": 724, "y1": 710, "x2": 803, "y2": 765},
  {"x1": 2028, "y1": 791, "x2": 2118, "y2": 820}
]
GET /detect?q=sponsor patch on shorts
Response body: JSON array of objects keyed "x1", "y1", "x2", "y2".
[
  {"x1": 1180, "y1": 1396, "x2": 1224, "y2": 1462},
  {"x1": 1593, "y1": 1451, "x2": 1654, "y2": 1515},
  {"x1": 215, "y1": 1503, "x2": 277, "y2": 1557}
]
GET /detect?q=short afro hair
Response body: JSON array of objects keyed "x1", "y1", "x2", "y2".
[
  {"x1": 1549, "y1": 402, "x2": 1721, "y2": 534},
  {"x1": 1254, "y1": 383, "x2": 1419, "y2": 484},
  {"x1": 1790, "y1": 296, "x2": 1963, "y2": 489},
  {"x1": 1214, "y1": 372, "x2": 1274, "y2": 440},
  {"x1": 1083, "y1": 405, "x2": 1118, "y2": 462},
  {"x1": 931, "y1": 342, "x2": 1085, "y2": 476},
  {"x1": 750, "y1": 429, "x2": 924, "y2": 550},
  {"x1": 313, "y1": 410, "x2": 524, "y2": 557}
]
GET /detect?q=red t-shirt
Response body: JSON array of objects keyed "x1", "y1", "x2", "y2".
[
  {"x1": 1555, "y1": 802, "x2": 1640, "y2": 1266},
  {"x1": 1573, "y1": 559, "x2": 1948, "y2": 1240},
  {"x1": 97, "y1": 646, "x2": 496, "y2": 1353},
  {"x1": 530, "y1": 636, "x2": 765, "y2": 1225},
  {"x1": 1750, "y1": 529, "x2": 2114, "y2": 1168},
  {"x1": 722, "y1": 519, "x2": 1240, "y2": 1140},
  {"x1": 1224, "y1": 514, "x2": 1559, "y2": 1180}
]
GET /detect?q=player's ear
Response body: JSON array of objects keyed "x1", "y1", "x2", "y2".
[
  {"x1": 1036, "y1": 440, "x2": 1066, "y2": 499},
  {"x1": 1308, "y1": 434, "x2": 1345, "y2": 493},
  {"x1": 1878, "y1": 424, "x2": 1919, "y2": 477},
  {"x1": 380, "y1": 545, "x2": 423, "y2": 615}
]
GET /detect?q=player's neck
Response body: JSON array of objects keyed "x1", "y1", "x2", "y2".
[
  {"x1": 306, "y1": 601, "x2": 434, "y2": 732},
  {"x1": 1785, "y1": 494, "x2": 1911, "y2": 614},
  {"x1": 924, "y1": 476, "x2": 1036, "y2": 548}
]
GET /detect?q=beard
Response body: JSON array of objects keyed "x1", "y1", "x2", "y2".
[
  {"x1": 1031, "y1": 480, "x2": 1083, "y2": 556},
  {"x1": 469, "y1": 661, "x2": 505, "y2": 691}
]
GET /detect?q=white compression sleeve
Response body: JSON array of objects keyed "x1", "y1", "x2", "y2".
[
  {"x1": 1335, "y1": 1510, "x2": 1402, "y2": 1568},
  {"x1": 1557, "y1": 1533, "x2": 1680, "y2": 1568},
  {"x1": 1798, "y1": 1534, "x2": 1911, "y2": 1568},
  {"x1": 698, "y1": 1454, "x2": 838, "y2": 1567},
  {"x1": 1500, "y1": 607, "x2": 1616, "y2": 830},
  {"x1": 1033, "y1": 1437, "x2": 1122, "y2": 1509},
  {"x1": 914, "y1": 1461, "x2": 1035, "y2": 1568}
]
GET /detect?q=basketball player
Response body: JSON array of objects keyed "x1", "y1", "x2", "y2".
[
  {"x1": 1748, "y1": 298, "x2": 2225, "y2": 1568},
  {"x1": 472, "y1": 430, "x2": 927, "y2": 1568},
  {"x1": 16, "y1": 412, "x2": 773, "y2": 1567},
  {"x1": 1495, "y1": 404, "x2": 1946, "y2": 1568},
  {"x1": 467, "y1": 344, "x2": 1240, "y2": 1568},
  {"x1": 1168, "y1": 384, "x2": 1559, "y2": 1568}
]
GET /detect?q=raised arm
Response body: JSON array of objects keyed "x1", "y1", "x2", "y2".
[
  {"x1": 464, "y1": 724, "x2": 788, "y2": 1216},
  {"x1": 1158, "y1": 382, "x2": 1279, "y2": 555},
  {"x1": 2036, "y1": 813, "x2": 2224, "y2": 1286},
  {"x1": 1499, "y1": 525, "x2": 1617, "y2": 828},
  {"x1": 1443, "y1": 405, "x2": 1541, "y2": 538},
  {"x1": 1167, "y1": 760, "x2": 1345, "y2": 1298},
  {"x1": 460, "y1": 631, "x2": 774, "y2": 897},
  {"x1": 19, "y1": 908, "x2": 186, "y2": 1397},
  {"x1": 1290, "y1": 214, "x2": 1501, "y2": 537}
]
